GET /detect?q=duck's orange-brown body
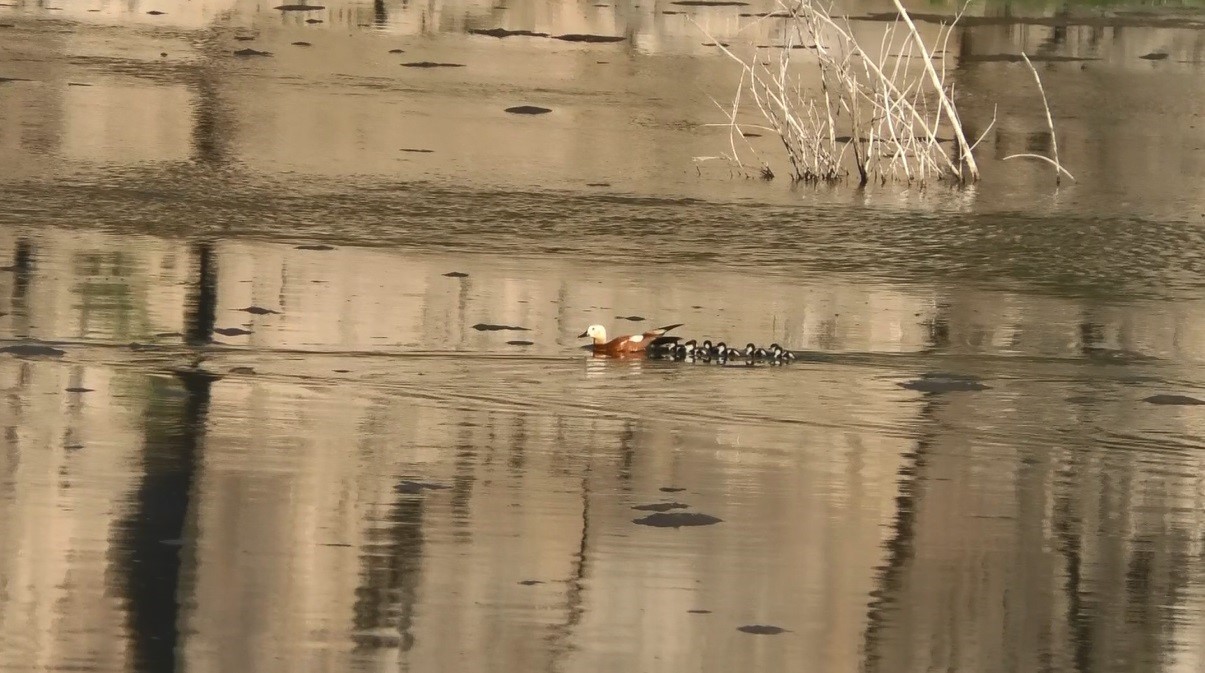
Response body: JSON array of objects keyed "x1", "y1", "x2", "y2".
[{"x1": 579, "y1": 323, "x2": 683, "y2": 357}]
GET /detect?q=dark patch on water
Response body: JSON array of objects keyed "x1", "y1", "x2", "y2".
[
  {"x1": 229, "y1": 366, "x2": 256, "y2": 375},
  {"x1": 332, "y1": 369, "x2": 351, "y2": 373},
  {"x1": 632, "y1": 502, "x2": 689, "y2": 512},
  {"x1": 238, "y1": 306, "x2": 280, "y2": 315},
  {"x1": 146, "y1": 10, "x2": 165, "y2": 15},
  {"x1": 505, "y1": 105, "x2": 552, "y2": 115},
  {"x1": 214, "y1": 327, "x2": 252, "y2": 337},
  {"x1": 402, "y1": 148, "x2": 433, "y2": 153},
  {"x1": 64, "y1": 444, "x2": 84, "y2": 451},
  {"x1": 233, "y1": 48, "x2": 272, "y2": 57},
  {"x1": 402, "y1": 61, "x2": 466, "y2": 68},
  {"x1": 321, "y1": 542, "x2": 353, "y2": 547},
  {"x1": 469, "y1": 28, "x2": 550, "y2": 38},
  {"x1": 633, "y1": 512, "x2": 722, "y2": 527},
  {"x1": 0, "y1": 24, "x2": 13, "y2": 28},
  {"x1": 0, "y1": 344, "x2": 65, "y2": 357},
  {"x1": 0, "y1": 77, "x2": 34, "y2": 84},
  {"x1": 586, "y1": 182, "x2": 611, "y2": 186},
  {"x1": 738, "y1": 624, "x2": 788, "y2": 634},
  {"x1": 67, "y1": 82, "x2": 91, "y2": 86},
  {"x1": 295, "y1": 244, "x2": 335, "y2": 250},
  {"x1": 306, "y1": 18, "x2": 323, "y2": 23},
  {"x1": 506, "y1": 340, "x2": 534, "y2": 345},
  {"x1": 702, "y1": 42, "x2": 730, "y2": 47},
  {"x1": 443, "y1": 271, "x2": 469, "y2": 277},
  {"x1": 234, "y1": 36, "x2": 256, "y2": 41},
  {"x1": 395, "y1": 480, "x2": 448, "y2": 494},
  {"x1": 659, "y1": 486, "x2": 686, "y2": 492},
  {"x1": 898, "y1": 373, "x2": 990, "y2": 393},
  {"x1": 274, "y1": 3, "x2": 325, "y2": 9},
  {"x1": 688, "y1": 609, "x2": 712, "y2": 614},
  {"x1": 292, "y1": 41, "x2": 312, "y2": 46},
  {"x1": 65, "y1": 387, "x2": 93, "y2": 393},
  {"x1": 553, "y1": 34, "x2": 625, "y2": 43},
  {"x1": 517, "y1": 579, "x2": 544, "y2": 585},
  {"x1": 616, "y1": 315, "x2": 645, "y2": 321},
  {"x1": 663, "y1": 10, "x2": 683, "y2": 14},
  {"x1": 1143, "y1": 394, "x2": 1205, "y2": 405},
  {"x1": 740, "y1": 131, "x2": 761, "y2": 137},
  {"x1": 959, "y1": 53, "x2": 1097, "y2": 63},
  {"x1": 388, "y1": 48, "x2": 405, "y2": 53},
  {"x1": 472, "y1": 323, "x2": 530, "y2": 331},
  {"x1": 155, "y1": 331, "x2": 183, "y2": 338},
  {"x1": 1140, "y1": 52, "x2": 1170, "y2": 60}
]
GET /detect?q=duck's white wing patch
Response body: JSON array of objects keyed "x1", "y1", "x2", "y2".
[{"x1": 627, "y1": 334, "x2": 645, "y2": 343}]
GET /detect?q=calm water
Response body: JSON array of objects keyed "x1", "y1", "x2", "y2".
[{"x1": 3, "y1": 0, "x2": 1205, "y2": 672}]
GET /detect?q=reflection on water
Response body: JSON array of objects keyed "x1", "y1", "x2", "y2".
[
  {"x1": 2, "y1": 227, "x2": 1205, "y2": 672},
  {"x1": 3, "y1": 0, "x2": 1205, "y2": 671}
]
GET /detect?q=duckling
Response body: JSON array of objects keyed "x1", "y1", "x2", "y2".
[
  {"x1": 745, "y1": 343, "x2": 769, "y2": 361},
  {"x1": 768, "y1": 343, "x2": 795, "y2": 363},
  {"x1": 680, "y1": 339, "x2": 698, "y2": 357}
]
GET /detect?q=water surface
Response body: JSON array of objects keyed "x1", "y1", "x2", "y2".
[{"x1": 3, "y1": 1, "x2": 1205, "y2": 672}]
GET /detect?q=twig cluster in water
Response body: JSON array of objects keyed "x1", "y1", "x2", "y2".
[{"x1": 695, "y1": 0, "x2": 1070, "y2": 186}]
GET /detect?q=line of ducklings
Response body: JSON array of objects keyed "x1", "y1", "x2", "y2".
[{"x1": 652, "y1": 340, "x2": 796, "y2": 364}]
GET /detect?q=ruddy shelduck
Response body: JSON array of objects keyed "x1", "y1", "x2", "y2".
[{"x1": 578, "y1": 323, "x2": 684, "y2": 356}]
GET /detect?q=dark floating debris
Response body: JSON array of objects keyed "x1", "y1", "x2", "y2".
[
  {"x1": 505, "y1": 105, "x2": 552, "y2": 114},
  {"x1": 395, "y1": 480, "x2": 449, "y2": 494},
  {"x1": 688, "y1": 609, "x2": 712, "y2": 614},
  {"x1": 472, "y1": 323, "x2": 530, "y2": 331},
  {"x1": 632, "y1": 502, "x2": 689, "y2": 512},
  {"x1": 229, "y1": 366, "x2": 257, "y2": 375},
  {"x1": 388, "y1": 48, "x2": 405, "y2": 53},
  {"x1": 401, "y1": 148, "x2": 434, "y2": 153},
  {"x1": 402, "y1": 61, "x2": 466, "y2": 68},
  {"x1": 305, "y1": 18, "x2": 323, "y2": 23},
  {"x1": 292, "y1": 41, "x2": 312, "y2": 46},
  {"x1": 469, "y1": 28, "x2": 550, "y2": 38},
  {"x1": 1143, "y1": 394, "x2": 1205, "y2": 406},
  {"x1": 586, "y1": 182, "x2": 611, "y2": 187},
  {"x1": 898, "y1": 373, "x2": 990, "y2": 393},
  {"x1": 65, "y1": 387, "x2": 94, "y2": 393},
  {"x1": 233, "y1": 48, "x2": 272, "y2": 57},
  {"x1": 0, "y1": 77, "x2": 34, "y2": 83},
  {"x1": 214, "y1": 327, "x2": 252, "y2": 337},
  {"x1": 295, "y1": 244, "x2": 335, "y2": 250},
  {"x1": 738, "y1": 624, "x2": 788, "y2": 635},
  {"x1": 332, "y1": 369, "x2": 351, "y2": 373},
  {"x1": 553, "y1": 33, "x2": 625, "y2": 43},
  {"x1": 662, "y1": 10, "x2": 682, "y2": 14},
  {"x1": 633, "y1": 512, "x2": 722, "y2": 528},
  {"x1": 1140, "y1": 51, "x2": 1169, "y2": 60},
  {"x1": 673, "y1": 0, "x2": 749, "y2": 5},
  {"x1": 64, "y1": 444, "x2": 84, "y2": 450},
  {"x1": 616, "y1": 315, "x2": 646, "y2": 322},
  {"x1": 507, "y1": 340, "x2": 534, "y2": 346},
  {"x1": 517, "y1": 579, "x2": 544, "y2": 586},
  {"x1": 659, "y1": 486, "x2": 686, "y2": 493},
  {"x1": 235, "y1": 36, "x2": 256, "y2": 41},
  {"x1": 702, "y1": 42, "x2": 729, "y2": 47},
  {"x1": 443, "y1": 271, "x2": 469, "y2": 277},
  {"x1": 238, "y1": 306, "x2": 280, "y2": 315},
  {"x1": 0, "y1": 344, "x2": 66, "y2": 357},
  {"x1": 67, "y1": 82, "x2": 92, "y2": 86},
  {"x1": 321, "y1": 542, "x2": 352, "y2": 547},
  {"x1": 146, "y1": 10, "x2": 165, "y2": 15},
  {"x1": 274, "y1": 3, "x2": 325, "y2": 9},
  {"x1": 741, "y1": 132, "x2": 762, "y2": 137}
]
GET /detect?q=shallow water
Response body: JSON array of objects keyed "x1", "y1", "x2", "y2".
[{"x1": 3, "y1": 0, "x2": 1205, "y2": 672}]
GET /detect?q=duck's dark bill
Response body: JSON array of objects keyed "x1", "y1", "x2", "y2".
[{"x1": 577, "y1": 331, "x2": 589, "y2": 338}]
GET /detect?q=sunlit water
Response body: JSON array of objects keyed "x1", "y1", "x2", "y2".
[{"x1": 3, "y1": 0, "x2": 1205, "y2": 672}]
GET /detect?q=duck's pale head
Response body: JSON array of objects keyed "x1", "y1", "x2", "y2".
[{"x1": 578, "y1": 324, "x2": 608, "y2": 343}]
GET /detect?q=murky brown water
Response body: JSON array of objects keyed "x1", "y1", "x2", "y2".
[{"x1": 3, "y1": 0, "x2": 1205, "y2": 671}]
